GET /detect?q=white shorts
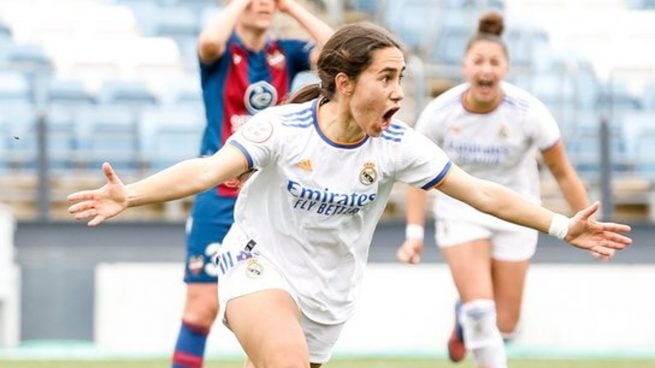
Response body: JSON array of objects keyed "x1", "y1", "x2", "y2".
[
  {"x1": 436, "y1": 218, "x2": 538, "y2": 261},
  {"x1": 217, "y1": 234, "x2": 344, "y2": 364}
]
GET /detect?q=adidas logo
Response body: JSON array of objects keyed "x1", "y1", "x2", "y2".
[{"x1": 296, "y1": 159, "x2": 313, "y2": 171}]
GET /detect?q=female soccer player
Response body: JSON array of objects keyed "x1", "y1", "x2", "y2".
[
  {"x1": 175, "y1": 0, "x2": 332, "y2": 366},
  {"x1": 69, "y1": 23, "x2": 630, "y2": 368},
  {"x1": 396, "y1": 12, "x2": 591, "y2": 368}
]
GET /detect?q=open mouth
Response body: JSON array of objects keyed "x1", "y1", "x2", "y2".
[
  {"x1": 478, "y1": 79, "x2": 494, "y2": 88},
  {"x1": 383, "y1": 107, "x2": 399, "y2": 122}
]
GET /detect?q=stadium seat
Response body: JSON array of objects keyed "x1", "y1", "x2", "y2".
[
  {"x1": 160, "y1": 75, "x2": 203, "y2": 109},
  {"x1": 430, "y1": 24, "x2": 468, "y2": 66},
  {"x1": 0, "y1": 70, "x2": 32, "y2": 104},
  {"x1": 150, "y1": 5, "x2": 198, "y2": 38},
  {"x1": 138, "y1": 106, "x2": 204, "y2": 171},
  {"x1": 597, "y1": 82, "x2": 642, "y2": 126},
  {"x1": 633, "y1": 127, "x2": 655, "y2": 179},
  {"x1": 0, "y1": 20, "x2": 12, "y2": 45},
  {"x1": 291, "y1": 71, "x2": 320, "y2": 93},
  {"x1": 384, "y1": 0, "x2": 443, "y2": 51},
  {"x1": 506, "y1": 27, "x2": 549, "y2": 67},
  {"x1": 3, "y1": 43, "x2": 53, "y2": 73},
  {"x1": 1, "y1": 105, "x2": 38, "y2": 171},
  {"x1": 572, "y1": 61, "x2": 601, "y2": 110},
  {"x1": 640, "y1": 82, "x2": 655, "y2": 110},
  {"x1": 97, "y1": 79, "x2": 158, "y2": 107},
  {"x1": 47, "y1": 78, "x2": 96, "y2": 106},
  {"x1": 75, "y1": 105, "x2": 140, "y2": 171},
  {"x1": 45, "y1": 106, "x2": 80, "y2": 171}
]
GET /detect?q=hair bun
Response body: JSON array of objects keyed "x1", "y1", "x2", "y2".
[{"x1": 478, "y1": 12, "x2": 504, "y2": 37}]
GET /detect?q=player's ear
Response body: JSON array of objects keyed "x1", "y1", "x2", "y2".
[{"x1": 335, "y1": 72, "x2": 354, "y2": 97}]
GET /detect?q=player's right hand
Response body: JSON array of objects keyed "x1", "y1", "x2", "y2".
[
  {"x1": 396, "y1": 239, "x2": 424, "y2": 264},
  {"x1": 67, "y1": 162, "x2": 128, "y2": 226}
]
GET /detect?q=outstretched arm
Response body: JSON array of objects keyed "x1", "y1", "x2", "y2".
[
  {"x1": 68, "y1": 145, "x2": 248, "y2": 226},
  {"x1": 437, "y1": 165, "x2": 631, "y2": 257},
  {"x1": 277, "y1": 0, "x2": 334, "y2": 65}
]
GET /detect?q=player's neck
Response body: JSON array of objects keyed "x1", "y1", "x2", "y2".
[
  {"x1": 318, "y1": 101, "x2": 366, "y2": 144},
  {"x1": 235, "y1": 26, "x2": 268, "y2": 52},
  {"x1": 462, "y1": 89, "x2": 502, "y2": 114}
]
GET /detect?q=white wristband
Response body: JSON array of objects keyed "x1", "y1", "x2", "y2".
[
  {"x1": 405, "y1": 224, "x2": 424, "y2": 241},
  {"x1": 548, "y1": 213, "x2": 570, "y2": 240}
]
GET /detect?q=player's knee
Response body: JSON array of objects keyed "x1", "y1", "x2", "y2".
[
  {"x1": 496, "y1": 310, "x2": 520, "y2": 337},
  {"x1": 183, "y1": 296, "x2": 219, "y2": 326},
  {"x1": 460, "y1": 299, "x2": 502, "y2": 349},
  {"x1": 459, "y1": 299, "x2": 507, "y2": 367}
]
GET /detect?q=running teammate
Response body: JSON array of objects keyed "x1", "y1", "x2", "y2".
[{"x1": 396, "y1": 12, "x2": 591, "y2": 368}]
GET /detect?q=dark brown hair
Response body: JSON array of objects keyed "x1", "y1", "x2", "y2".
[
  {"x1": 465, "y1": 11, "x2": 508, "y2": 57},
  {"x1": 287, "y1": 22, "x2": 401, "y2": 104}
]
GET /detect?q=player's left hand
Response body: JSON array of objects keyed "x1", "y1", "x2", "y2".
[{"x1": 565, "y1": 202, "x2": 632, "y2": 258}]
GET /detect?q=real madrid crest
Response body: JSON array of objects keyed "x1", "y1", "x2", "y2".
[
  {"x1": 359, "y1": 162, "x2": 378, "y2": 185},
  {"x1": 498, "y1": 123, "x2": 509, "y2": 138},
  {"x1": 245, "y1": 258, "x2": 263, "y2": 279}
]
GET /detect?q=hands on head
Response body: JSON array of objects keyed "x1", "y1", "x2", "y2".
[
  {"x1": 275, "y1": 0, "x2": 290, "y2": 13},
  {"x1": 565, "y1": 201, "x2": 632, "y2": 259},
  {"x1": 67, "y1": 162, "x2": 128, "y2": 226}
]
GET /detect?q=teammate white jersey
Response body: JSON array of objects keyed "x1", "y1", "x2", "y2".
[
  {"x1": 417, "y1": 81, "x2": 560, "y2": 225},
  {"x1": 227, "y1": 99, "x2": 452, "y2": 324}
]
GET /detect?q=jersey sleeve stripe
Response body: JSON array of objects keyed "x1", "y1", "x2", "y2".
[
  {"x1": 421, "y1": 160, "x2": 452, "y2": 190},
  {"x1": 281, "y1": 108, "x2": 312, "y2": 119},
  {"x1": 227, "y1": 141, "x2": 254, "y2": 169}
]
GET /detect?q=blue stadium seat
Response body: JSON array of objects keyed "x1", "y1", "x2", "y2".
[
  {"x1": 572, "y1": 61, "x2": 600, "y2": 110},
  {"x1": 160, "y1": 75, "x2": 203, "y2": 110},
  {"x1": 151, "y1": 6, "x2": 198, "y2": 38},
  {"x1": 75, "y1": 106, "x2": 140, "y2": 171},
  {"x1": 430, "y1": 24, "x2": 468, "y2": 65},
  {"x1": 527, "y1": 72, "x2": 576, "y2": 109},
  {"x1": 291, "y1": 71, "x2": 320, "y2": 93},
  {"x1": 1, "y1": 105, "x2": 38, "y2": 171},
  {"x1": 350, "y1": 0, "x2": 379, "y2": 14},
  {"x1": 641, "y1": 82, "x2": 655, "y2": 110},
  {"x1": 98, "y1": 80, "x2": 158, "y2": 107},
  {"x1": 597, "y1": 82, "x2": 641, "y2": 126},
  {"x1": 46, "y1": 106, "x2": 81, "y2": 171},
  {"x1": 3, "y1": 43, "x2": 53, "y2": 73},
  {"x1": 384, "y1": 0, "x2": 442, "y2": 51},
  {"x1": 47, "y1": 78, "x2": 96, "y2": 106},
  {"x1": 566, "y1": 121, "x2": 628, "y2": 179},
  {"x1": 505, "y1": 27, "x2": 549, "y2": 67},
  {"x1": 633, "y1": 127, "x2": 655, "y2": 179},
  {"x1": 0, "y1": 71, "x2": 32, "y2": 105},
  {"x1": 139, "y1": 106, "x2": 203, "y2": 171},
  {"x1": 0, "y1": 21, "x2": 12, "y2": 45}
]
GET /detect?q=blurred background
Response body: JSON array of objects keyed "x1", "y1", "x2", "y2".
[{"x1": 0, "y1": 0, "x2": 654, "y2": 363}]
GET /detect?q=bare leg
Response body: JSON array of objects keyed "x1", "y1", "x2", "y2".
[
  {"x1": 491, "y1": 259, "x2": 530, "y2": 336},
  {"x1": 227, "y1": 289, "x2": 310, "y2": 368}
]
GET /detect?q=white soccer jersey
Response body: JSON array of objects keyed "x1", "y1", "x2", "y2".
[
  {"x1": 417, "y1": 81, "x2": 561, "y2": 225},
  {"x1": 227, "y1": 99, "x2": 452, "y2": 324}
]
